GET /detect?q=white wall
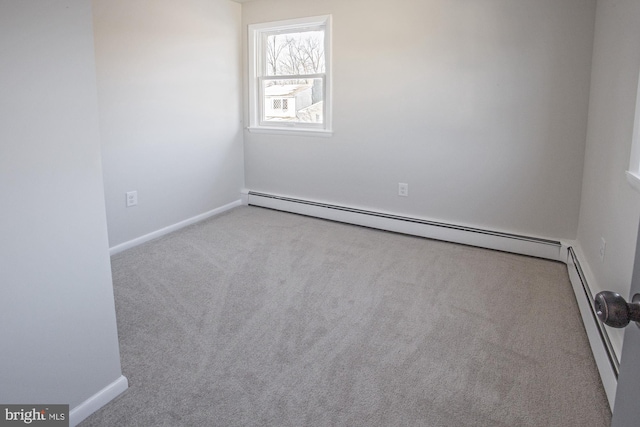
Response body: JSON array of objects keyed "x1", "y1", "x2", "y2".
[
  {"x1": 0, "y1": 0, "x2": 124, "y2": 410},
  {"x1": 575, "y1": 0, "x2": 640, "y2": 358},
  {"x1": 93, "y1": 0, "x2": 244, "y2": 248},
  {"x1": 242, "y1": 0, "x2": 595, "y2": 240}
]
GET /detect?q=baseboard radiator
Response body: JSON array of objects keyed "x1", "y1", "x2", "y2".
[
  {"x1": 567, "y1": 248, "x2": 619, "y2": 378},
  {"x1": 566, "y1": 247, "x2": 619, "y2": 409},
  {"x1": 246, "y1": 190, "x2": 619, "y2": 408},
  {"x1": 247, "y1": 191, "x2": 565, "y2": 261}
]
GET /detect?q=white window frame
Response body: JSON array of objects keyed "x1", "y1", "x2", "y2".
[
  {"x1": 248, "y1": 15, "x2": 333, "y2": 137},
  {"x1": 626, "y1": 68, "x2": 640, "y2": 192}
]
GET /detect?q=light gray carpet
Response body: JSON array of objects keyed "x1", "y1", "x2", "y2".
[{"x1": 81, "y1": 206, "x2": 611, "y2": 426}]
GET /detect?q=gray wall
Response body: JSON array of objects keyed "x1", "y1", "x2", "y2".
[
  {"x1": 93, "y1": 0, "x2": 244, "y2": 248},
  {"x1": 0, "y1": 0, "x2": 123, "y2": 408},
  {"x1": 242, "y1": 0, "x2": 595, "y2": 240},
  {"x1": 576, "y1": 0, "x2": 640, "y2": 358}
]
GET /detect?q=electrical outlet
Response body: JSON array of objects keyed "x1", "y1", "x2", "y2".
[
  {"x1": 126, "y1": 191, "x2": 138, "y2": 207},
  {"x1": 599, "y1": 237, "x2": 606, "y2": 263},
  {"x1": 398, "y1": 183, "x2": 409, "y2": 197}
]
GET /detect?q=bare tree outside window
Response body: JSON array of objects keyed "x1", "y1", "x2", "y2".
[{"x1": 266, "y1": 31, "x2": 325, "y2": 76}]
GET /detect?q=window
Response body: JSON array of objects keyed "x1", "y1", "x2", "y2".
[
  {"x1": 626, "y1": 68, "x2": 640, "y2": 193},
  {"x1": 248, "y1": 15, "x2": 332, "y2": 136}
]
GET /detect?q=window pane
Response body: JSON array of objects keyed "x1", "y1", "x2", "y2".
[
  {"x1": 262, "y1": 78, "x2": 324, "y2": 124},
  {"x1": 265, "y1": 30, "x2": 325, "y2": 76}
]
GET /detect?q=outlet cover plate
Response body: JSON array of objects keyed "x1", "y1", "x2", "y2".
[{"x1": 126, "y1": 191, "x2": 138, "y2": 207}]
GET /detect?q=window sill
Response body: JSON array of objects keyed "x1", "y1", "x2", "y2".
[
  {"x1": 626, "y1": 171, "x2": 640, "y2": 193},
  {"x1": 247, "y1": 127, "x2": 333, "y2": 138}
]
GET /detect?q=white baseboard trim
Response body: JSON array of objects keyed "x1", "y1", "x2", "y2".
[
  {"x1": 246, "y1": 191, "x2": 619, "y2": 409},
  {"x1": 69, "y1": 375, "x2": 128, "y2": 427},
  {"x1": 247, "y1": 191, "x2": 565, "y2": 261},
  {"x1": 109, "y1": 200, "x2": 242, "y2": 255}
]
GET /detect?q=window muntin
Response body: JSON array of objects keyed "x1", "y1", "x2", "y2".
[{"x1": 248, "y1": 16, "x2": 332, "y2": 135}]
